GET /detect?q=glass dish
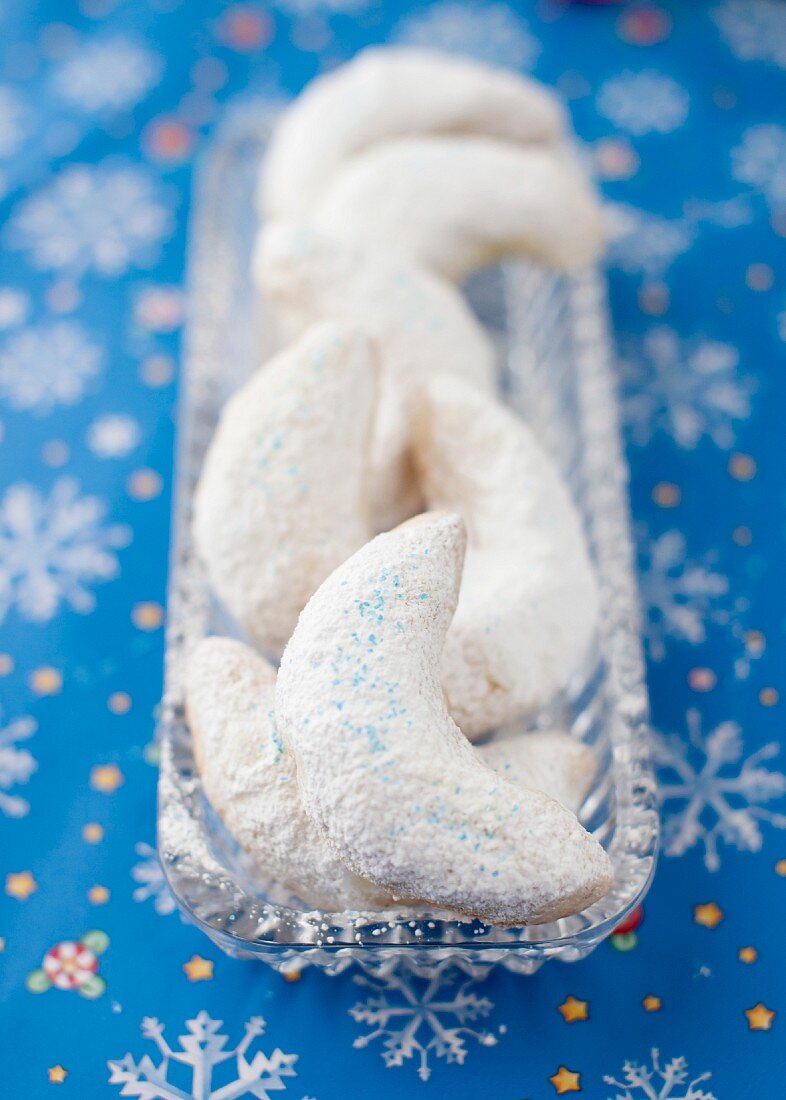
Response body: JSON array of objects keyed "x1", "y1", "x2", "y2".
[{"x1": 157, "y1": 97, "x2": 659, "y2": 979}]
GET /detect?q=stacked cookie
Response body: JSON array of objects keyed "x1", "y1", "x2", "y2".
[{"x1": 188, "y1": 49, "x2": 612, "y2": 925}]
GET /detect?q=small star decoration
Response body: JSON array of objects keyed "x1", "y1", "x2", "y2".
[
  {"x1": 745, "y1": 1003, "x2": 776, "y2": 1031},
  {"x1": 183, "y1": 954, "x2": 213, "y2": 982},
  {"x1": 694, "y1": 901, "x2": 724, "y2": 928},
  {"x1": 738, "y1": 947, "x2": 758, "y2": 964},
  {"x1": 48, "y1": 1066, "x2": 67, "y2": 1084},
  {"x1": 549, "y1": 1065, "x2": 581, "y2": 1094},
  {"x1": 557, "y1": 995, "x2": 588, "y2": 1022},
  {"x1": 642, "y1": 995, "x2": 662, "y2": 1012},
  {"x1": 5, "y1": 871, "x2": 37, "y2": 901}
]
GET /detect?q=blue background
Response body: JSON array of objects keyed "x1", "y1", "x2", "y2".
[{"x1": 1, "y1": 1, "x2": 785, "y2": 1096}]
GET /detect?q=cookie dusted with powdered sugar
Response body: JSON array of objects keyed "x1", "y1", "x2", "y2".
[
  {"x1": 193, "y1": 322, "x2": 375, "y2": 657},
  {"x1": 186, "y1": 636, "x2": 393, "y2": 911},
  {"x1": 261, "y1": 47, "x2": 566, "y2": 222},
  {"x1": 253, "y1": 225, "x2": 496, "y2": 529},
  {"x1": 412, "y1": 375, "x2": 600, "y2": 739},
  {"x1": 276, "y1": 512, "x2": 612, "y2": 925},
  {"x1": 478, "y1": 732, "x2": 597, "y2": 816},
  {"x1": 312, "y1": 137, "x2": 605, "y2": 282}
]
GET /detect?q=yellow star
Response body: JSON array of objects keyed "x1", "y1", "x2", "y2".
[
  {"x1": 88, "y1": 885, "x2": 110, "y2": 905},
  {"x1": 0, "y1": 937, "x2": 5, "y2": 952},
  {"x1": 282, "y1": 969, "x2": 302, "y2": 983},
  {"x1": 775, "y1": 859, "x2": 786, "y2": 877},
  {"x1": 642, "y1": 995, "x2": 662, "y2": 1012},
  {"x1": 132, "y1": 602, "x2": 164, "y2": 630},
  {"x1": 557, "y1": 995, "x2": 589, "y2": 1022},
  {"x1": 30, "y1": 667, "x2": 62, "y2": 696},
  {"x1": 549, "y1": 1066, "x2": 581, "y2": 1094},
  {"x1": 48, "y1": 1066, "x2": 68, "y2": 1084},
  {"x1": 745, "y1": 1003, "x2": 776, "y2": 1031},
  {"x1": 739, "y1": 946, "x2": 758, "y2": 964},
  {"x1": 694, "y1": 901, "x2": 724, "y2": 929},
  {"x1": 83, "y1": 823, "x2": 104, "y2": 844},
  {"x1": 90, "y1": 764, "x2": 124, "y2": 793},
  {"x1": 183, "y1": 954, "x2": 213, "y2": 982},
  {"x1": 5, "y1": 871, "x2": 37, "y2": 900}
]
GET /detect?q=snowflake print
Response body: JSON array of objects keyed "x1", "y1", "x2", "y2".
[
  {"x1": 131, "y1": 842, "x2": 177, "y2": 916},
  {"x1": 87, "y1": 414, "x2": 141, "y2": 458},
  {"x1": 0, "y1": 711, "x2": 36, "y2": 818},
  {"x1": 0, "y1": 477, "x2": 131, "y2": 625},
  {"x1": 713, "y1": 0, "x2": 786, "y2": 70},
  {"x1": 654, "y1": 709, "x2": 786, "y2": 872},
  {"x1": 7, "y1": 162, "x2": 176, "y2": 278},
  {"x1": 0, "y1": 321, "x2": 103, "y2": 415},
  {"x1": 596, "y1": 71, "x2": 689, "y2": 136},
  {"x1": 350, "y1": 970, "x2": 499, "y2": 1081},
  {"x1": 605, "y1": 1048, "x2": 715, "y2": 1099},
  {"x1": 606, "y1": 204, "x2": 696, "y2": 280},
  {"x1": 52, "y1": 36, "x2": 163, "y2": 114},
  {"x1": 732, "y1": 124, "x2": 786, "y2": 210},
  {"x1": 637, "y1": 530, "x2": 728, "y2": 661},
  {"x1": 393, "y1": 2, "x2": 539, "y2": 70},
  {"x1": 0, "y1": 86, "x2": 25, "y2": 158},
  {"x1": 621, "y1": 327, "x2": 754, "y2": 449},
  {"x1": 108, "y1": 1012, "x2": 298, "y2": 1099}
]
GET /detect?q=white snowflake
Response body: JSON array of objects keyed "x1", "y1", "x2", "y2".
[
  {"x1": 0, "y1": 321, "x2": 103, "y2": 415},
  {"x1": 637, "y1": 530, "x2": 728, "y2": 661},
  {"x1": 605, "y1": 1048, "x2": 715, "y2": 1100},
  {"x1": 596, "y1": 71, "x2": 689, "y2": 136},
  {"x1": 0, "y1": 712, "x2": 37, "y2": 818},
  {"x1": 393, "y1": 2, "x2": 539, "y2": 70},
  {"x1": 108, "y1": 1012, "x2": 298, "y2": 1099},
  {"x1": 622, "y1": 327, "x2": 754, "y2": 449},
  {"x1": 88, "y1": 414, "x2": 141, "y2": 458},
  {"x1": 654, "y1": 709, "x2": 786, "y2": 872},
  {"x1": 606, "y1": 203, "x2": 696, "y2": 280},
  {"x1": 7, "y1": 162, "x2": 176, "y2": 278},
  {"x1": 52, "y1": 36, "x2": 163, "y2": 114},
  {"x1": 0, "y1": 477, "x2": 131, "y2": 625},
  {"x1": 713, "y1": 0, "x2": 786, "y2": 69},
  {"x1": 0, "y1": 287, "x2": 30, "y2": 329},
  {"x1": 350, "y1": 971, "x2": 499, "y2": 1081},
  {"x1": 0, "y1": 86, "x2": 25, "y2": 158},
  {"x1": 732, "y1": 123, "x2": 786, "y2": 209},
  {"x1": 131, "y1": 842, "x2": 177, "y2": 916}
]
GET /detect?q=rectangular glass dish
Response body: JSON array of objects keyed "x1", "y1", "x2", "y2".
[{"x1": 157, "y1": 98, "x2": 659, "y2": 979}]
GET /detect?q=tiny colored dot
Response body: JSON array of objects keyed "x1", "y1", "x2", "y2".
[
  {"x1": 642, "y1": 994, "x2": 662, "y2": 1012},
  {"x1": 90, "y1": 764, "x2": 124, "y2": 794},
  {"x1": 759, "y1": 688, "x2": 779, "y2": 707},
  {"x1": 0, "y1": 937, "x2": 5, "y2": 951},
  {"x1": 744, "y1": 631, "x2": 766, "y2": 657},
  {"x1": 140, "y1": 355, "x2": 174, "y2": 387},
  {"x1": 0, "y1": 654, "x2": 13, "y2": 676},
  {"x1": 594, "y1": 137, "x2": 639, "y2": 181},
  {"x1": 132, "y1": 602, "x2": 164, "y2": 630},
  {"x1": 617, "y1": 7, "x2": 671, "y2": 45},
  {"x1": 689, "y1": 668, "x2": 716, "y2": 693},
  {"x1": 729, "y1": 453, "x2": 756, "y2": 481},
  {"x1": 127, "y1": 469, "x2": 163, "y2": 501},
  {"x1": 282, "y1": 969, "x2": 302, "y2": 983},
  {"x1": 745, "y1": 263, "x2": 774, "y2": 292},
  {"x1": 733, "y1": 526, "x2": 752, "y2": 547},
  {"x1": 775, "y1": 859, "x2": 786, "y2": 876},
  {"x1": 739, "y1": 946, "x2": 758, "y2": 964},
  {"x1": 107, "y1": 691, "x2": 132, "y2": 715},
  {"x1": 217, "y1": 6, "x2": 273, "y2": 50},
  {"x1": 639, "y1": 282, "x2": 669, "y2": 316},
  {"x1": 144, "y1": 119, "x2": 194, "y2": 163},
  {"x1": 652, "y1": 482, "x2": 680, "y2": 507},
  {"x1": 82, "y1": 823, "x2": 104, "y2": 844},
  {"x1": 88, "y1": 884, "x2": 110, "y2": 905},
  {"x1": 42, "y1": 440, "x2": 70, "y2": 467},
  {"x1": 30, "y1": 667, "x2": 62, "y2": 695}
]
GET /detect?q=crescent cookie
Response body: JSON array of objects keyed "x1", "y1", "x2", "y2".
[
  {"x1": 253, "y1": 224, "x2": 496, "y2": 529},
  {"x1": 261, "y1": 47, "x2": 566, "y2": 221},
  {"x1": 312, "y1": 136, "x2": 605, "y2": 282},
  {"x1": 193, "y1": 322, "x2": 376, "y2": 657},
  {"x1": 186, "y1": 636, "x2": 392, "y2": 910},
  {"x1": 276, "y1": 512, "x2": 612, "y2": 925},
  {"x1": 412, "y1": 375, "x2": 600, "y2": 739},
  {"x1": 477, "y1": 731, "x2": 597, "y2": 816}
]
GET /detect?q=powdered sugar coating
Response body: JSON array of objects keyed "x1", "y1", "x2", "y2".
[
  {"x1": 261, "y1": 47, "x2": 565, "y2": 222},
  {"x1": 193, "y1": 322, "x2": 375, "y2": 657},
  {"x1": 276, "y1": 512, "x2": 612, "y2": 925},
  {"x1": 186, "y1": 636, "x2": 392, "y2": 910},
  {"x1": 312, "y1": 137, "x2": 605, "y2": 282},
  {"x1": 412, "y1": 376, "x2": 601, "y2": 739},
  {"x1": 253, "y1": 225, "x2": 496, "y2": 529},
  {"x1": 477, "y1": 731, "x2": 597, "y2": 815}
]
